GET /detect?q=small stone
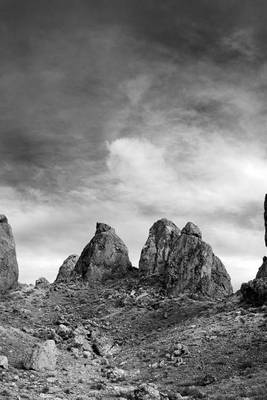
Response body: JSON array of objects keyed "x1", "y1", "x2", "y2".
[{"x1": 0, "y1": 356, "x2": 8, "y2": 369}]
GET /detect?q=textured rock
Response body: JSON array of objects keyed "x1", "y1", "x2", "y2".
[
  {"x1": 265, "y1": 194, "x2": 267, "y2": 247},
  {"x1": 55, "y1": 254, "x2": 79, "y2": 283},
  {"x1": 73, "y1": 222, "x2": 132, "y2": 281},
  {"x1": 139, "y1": 219, "x2": 232, "y2": 297},
  {"x1": 139, "y1": 219, "x2": 181, "y2": 279},
  {"x1": 35, "y1": 277, "x2": 50, "y2": 289},
  {"x1": 0, "y1": 355, "x2": 8, "y2": 369},
  {"x1": 0, "y1": 215, "x2": 19, "y2": 293},
  {"x1": 24, "y1": 340, "x2": 57, "y2": 371},
  {"x1": 241, "y1": 279, "x2": 267, "y2": 306},
  {"x1": 181, "y1": 221, "x2": 202, "y2": 239},
  {"x1": 256, "y1": 257, "x2": 267, "y2": 280}
]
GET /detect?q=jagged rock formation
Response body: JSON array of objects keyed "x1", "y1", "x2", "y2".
[
  {"x1": 240, "y1": 195, "x2": 267, "y2": 305},
  {"x1": 240, "y1": 279, "x2": 267, "y2": 306},
  {"x1": 73, "y1": 223, "x2": 132, "y2": 281},
  {"x1": 0, "y1": 215, "x2": 19, "y2": 293},
  {"x1": 265, "y1": 194, "x2": 267, "y2": 247},
  {"x1": 256, "y1": 256, "x2": 267, "y2": 280},
  {"x1": 55, "y1": 254, "x2": 79, "y2": 283},
  {"x1": 139, "y1": 219, "x2": 232, "y2": 297},
  {"x1": 139, "y1": 218, "x2": 181, "y2": 279}
]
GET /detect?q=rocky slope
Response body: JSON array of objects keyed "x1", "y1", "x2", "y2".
[
  {"x1": 73, "y1": 223, "x2": 133, "y2": 282},
  {"x1": 0, "y1": 215, "x2": 19, "y2": 294},
  {"x1": 140, "y1": 220, "x2": 232, "y2": 298}
]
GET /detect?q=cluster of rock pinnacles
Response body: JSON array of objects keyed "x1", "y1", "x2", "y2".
[{"x1": 1, "y1": 196, "x2": 267, "y2": 301}]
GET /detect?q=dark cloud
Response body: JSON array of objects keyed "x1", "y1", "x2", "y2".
[{"x1": 1, "y1": 1, "x2": 266, "y2": 288}]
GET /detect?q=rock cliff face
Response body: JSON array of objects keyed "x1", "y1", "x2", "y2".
[
  {"x1": 73, "y1": 223, "x2": 132, "y2": 282},
  {"x1": 139, "y1": 219, "x2": 181, "y2": 279},
  {"x1": 240, "y1": 195, "x2": 267, "y2": 305},
  {"x1": 265, "y1": 194, "x2": 267, "y2": 247},
  {"x1": 139, "y1": 219, "x2": 232, "y2": 297},
  {"x1": 0, "y1": 215, "x2": 19, "y2": 293},
  {"x1": 55, "y1": 254, "x2": 79, "y2": 283}
]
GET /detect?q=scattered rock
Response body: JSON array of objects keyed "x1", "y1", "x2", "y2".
[
  {"x1": 73, "y1": 222, "x2": 132, "y2": 281},
  {"x1": 55, "y1": 254, "x2": 79, "y2": 283},
  {"x1": 24, "y1": 340, "x2": 57, "y2": 371},
  {"x1": 0, "y1": 355, "x2": 8, "y2": 369},
  {"x1": 0, "y1": 215, "x2": 19, "y2": 293}
]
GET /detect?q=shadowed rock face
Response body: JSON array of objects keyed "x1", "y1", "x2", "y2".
[
  {"x1": 73, "y1": 223, "x2": 132, "y2": 282},
  {"x1": 256, "y1": 257, "x2": 267, "y2": 280},
  {"x1": 265, "y1": 194, "x2": 267, "y2": 247},
  {"x1": 55, "y1": 254, "x2": 79, "y2": 283},
  {"x1": 0, "y1": 215, "x2": 19, "y2": 293},
  {"x1": 139, "y1": 219, "x2": 181, "y2": 279},
  {"x1": 140, "y1": 219, "x2": 232, "y2": 297}
]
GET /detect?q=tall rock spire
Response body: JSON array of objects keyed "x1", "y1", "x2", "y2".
[
  {"x1": 0, "y1": 215, "x2": 19, "y2": 293},
  {"x1": 264, "y1": 194, "x2": 267, "y2": 247}
]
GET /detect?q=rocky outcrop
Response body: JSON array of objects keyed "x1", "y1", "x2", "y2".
[
  {"x1": 55, "y1": 254, "x2": 79, "y2": 283},
  {"x1": 240, "y1": 279, "x2": 267, "y2": 306},
  {"x1": 240, "y1": 195, "x2": 267, "y2": 305},
  {"x1": 256, "y1": 257, "x2": 267, "y2": 280},
  {"x1": 73, "y1": 223, "x2": 132, "y2": 282},
  {"x1": 265, "y1": 194, "x2": 267, "y2": 247},
  {"x1": 139, "y1": 219, "x2": 181, "y2": 279},
  {"x1": 0, "y1": 215, "x2": 19, "y2": 294},
  {"x1": 139, "y1": 219, "x2": 232, "y2": 297}
]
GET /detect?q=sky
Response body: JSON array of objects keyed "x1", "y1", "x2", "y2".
[{"x1": 1, "y1": 0, "x2": 267, "y2": 290}]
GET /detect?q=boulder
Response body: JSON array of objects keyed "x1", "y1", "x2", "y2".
[
  {"x1": 55, "y1": 254, "x2": 79, "y2": 283},
  {"x1": 139, "y1": 219, "x2": 181, "y2": 279},
  {"x1": 139, "y1": 219, "x2": 232, "y2": 297},
  {"x1": 73, "y1": 223, "x2": 132, "y2": 281},
  {"x1": 0, "y1": 215, "x2": 19, "y2": 293},
  {"x1": 35, "y1": 277, "x2": 50, "y2": 289},
  {"x1": 0, "y1": 355, "x2": 8, "y2": 369},
  {"x1": 24, "y1": 340, "x2": 57, "y2": 371}
]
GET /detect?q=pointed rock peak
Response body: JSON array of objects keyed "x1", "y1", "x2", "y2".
[
  {"x1": 96, "y1": 222, "x2": 115, "y2": 234},
  {"x1": 0, "y1": 215, "x2": 8, "y2": 223},
  {"x1": 181, "y1": 222, "x2": 202, "y2": 239}
]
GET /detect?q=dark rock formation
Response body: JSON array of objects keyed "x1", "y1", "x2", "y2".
[
  {"x1": 55, "y1": 254, "x2": 79, "y2": 283},
  {"x1": 240, "y1": 195, "x2": 267, "y2": 305},
  {"x1": 0, "y1": 215, "x2": 19, "y2": 293},
  {"x1": 139, "y1": 219, "x2": 232, "y2": 297},
  {"x1": 265, "y1": 194, "x2": 267, "y2": 247},
  {"x1": 73, "y1": 223, "x2": 132, "y2": 281},
  {"x1": 139, "y1": 218, "x2": 181, "y2": 279},
  {"x1": 240, "y1": 279, "x2": 267, "y2": 306},
  {"x1": 256, "y1": 257, "x2": 267, "y2": 280}
]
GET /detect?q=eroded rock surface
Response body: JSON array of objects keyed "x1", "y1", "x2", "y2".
[
  {"x1": 24, "y1": 340, "x2": 57, "y2": 371},
  {"x1": 256, "y1": 257, "x2": 267, "y2": 280},
  {"x1": 55, "y1": 254, "x2": 79, "y2": 283},
  {"x1": 0, "y1": 215, "x2": 19, "y2": 294},
  {"x1": 73, "y1": 223, "x2": 132, "y2": 281},
  {"x1": 139, "y1": 219, "x2": 181, "y2": 279},
  {"x1": 140, "y1": 219, "x2": 232, "y2": 297}
]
